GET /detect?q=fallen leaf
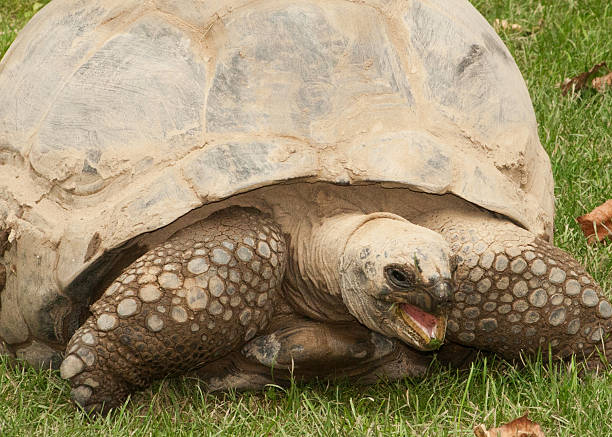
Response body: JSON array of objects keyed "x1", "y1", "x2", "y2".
[
  {"x1": 494, "y1": 18, "x2": 523, "y2": 32},
  {"x1": 474, "y1": 414, "x2": 546, "y2": 437},
  {"x1": 592, "y1": 72, "x2": 612, "y2": 92},
  {"x1": 560, "y1": 62, "x2": 608, "y2": 96},
  {"x1": 493, "y1": 18, "x2": 543, "y2": 36},
  {"x1": 577, "y1": 199, "x2": 612, "y2": 244}
]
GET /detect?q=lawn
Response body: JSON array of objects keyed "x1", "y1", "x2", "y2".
[{"x1": 1, "y1": 0, "x2": 611, "y2": 435}]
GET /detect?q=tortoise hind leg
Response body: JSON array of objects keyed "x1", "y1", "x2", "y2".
[
  {"x1": 417, "y1": 209, "x2": 612, "y2": 362},
  {"x1": 239, "y1": 313, "x2": 431, "y2": 384},
  {"x1": 60, "y1": 207, "x2": 286, "y2": 413}
]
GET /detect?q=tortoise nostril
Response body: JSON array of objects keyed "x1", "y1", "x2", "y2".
[{"x1": 430, "y1": 279, "x2": 454, "y2": 304}]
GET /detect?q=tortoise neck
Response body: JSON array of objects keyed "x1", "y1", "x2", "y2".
[{"x1": 288, "y1": 211, "x2": 407, "y2": 299}]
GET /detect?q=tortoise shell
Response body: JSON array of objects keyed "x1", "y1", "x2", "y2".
[{"x1": 0, "y1": 0, "x2": 553, "y2": 365}]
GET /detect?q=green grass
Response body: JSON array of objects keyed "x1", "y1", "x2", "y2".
[
  {"x1": 0, "y1": 0, "x2": 49, "y2": 58},
  {"x1": 1, "y1": 0, "x2": 611, "y2": 435},
  {"x1": 4, "y1": 355, "x2": 612, "y2": 436}
]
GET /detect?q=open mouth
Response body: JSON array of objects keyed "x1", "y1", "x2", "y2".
[{"x1": 397, "y1": 302, "x2": 447, "y2": 349}]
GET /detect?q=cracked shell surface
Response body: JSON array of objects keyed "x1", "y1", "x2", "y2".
[{"x1": 0, "y1": 0, "x2": 553, "y2": 359}]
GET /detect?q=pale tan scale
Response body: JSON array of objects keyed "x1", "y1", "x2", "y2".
[
  {"x1": 211, "y1": 248, "x2": 232, "y2": 265},
  {"x1": 550, "y1": 294, "x2": 564, "y2": 306},
  {"x1": 106, "y1": 283, "x2": 121, "y2": 296},
  {"x1": 476, "y1": 278, "x2": 491, "y2": 293},
  {"x1": 494, "y1": 255, "x2": 508, "y2": 271},
  {"x1": 483, "y1": 302, "x2": 497, "y2": 312},
  {"x1": 598, "y1": 301, "x2": 612, "y2": 318},
  {"x1": 81, "y1": 333, "x2": 96, "y2": 346},
  {"x1": 218, "y1": 267, "x2": 229, "y2": 279},
  {"x1": 464, "y1": 254, "x2": 478, "y2": 268},
  {"x1": 187, "y1": 258, "x2": 210, "y2": 275},
  {"x1": 510, "y1": 258, "x2": 527, "y2": 274},
  {"x1": 117, "y1": 299, "x2": 139, "y2": 317},
  {"x1": 495, "y1": 277, "x2": 509, "y2": 290},
  {"x1": 208, "y1": 302, "x2": 224, "y2": 316},
  {"x1": 164, "y1": 263, "x2": 181, "y2": 272},
  {"x1": 148, "y1": 266, "x2": 162, "y2": 275},
  {"x1": 505, "y1": 246, "x2": 522, "y2": 258},
  {"x1": 146, "y1": 314, "x2": 164, "y2": 332},
  {"x1": 138, "y1": 274, "x2": 157, "y2": 284},
  {"x1": 186, "y1": 287, "x2": 209, "y2": 311},
  {"x1": 96, "y1": 314, "x2": 118, "y2": 331},
  {"x1": 530, "y1": 259, "x2": 547, "y2": 276},
  {"x1": 507, "y1": 313, "x2": 521, "y2": 323},
  {"x1": 209, "y1": 276, "x2": 225, "y2": 297},
  {"x1": 469, "y1": 267, "x2": 483, "y2": 282},
  {"x1": 76, "y1": 347, "x2": 96, "y2": 366},
  {"x1": 565, "y1": 279, "x2": 581, "y2": 295},
  {"x1": 466, "y1": 294, "x2": 481, "y2": 305},
  {"x1": 139, "y1": 284, "x2": 162, "y2": 302},
  {"x1": 158, "y1": 272, "x2": 181, "y2": 289},
  {"x1": 548, "y1": 308, "x2": 566, "y2": 326}
]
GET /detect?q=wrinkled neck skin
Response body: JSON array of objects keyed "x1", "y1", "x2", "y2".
[{"x1": 283, "y1": 211, "x2": 408, "y2": 322}]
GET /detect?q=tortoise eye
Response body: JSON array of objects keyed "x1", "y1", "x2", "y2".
[{"x1": 385, "y1": 266, "x2": 415, "y2": 289}]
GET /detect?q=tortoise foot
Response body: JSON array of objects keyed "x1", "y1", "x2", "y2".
[
  {"x1": 190, "y1": 351, "x2": 277, "y2": 391},
  {"x1": 242, "y1": 315, "x2": 431, "y2": 382},
  {"x1": 60, "y1": 325, "x2": 130, "y2": 413},
  {"x1": 193, "y1": 327, "x2": 431, "y2": 389},
  {"x1": 60, "y1": 207, "x2": 287, "y2": 413},
  {"x1": 242, "y1": 319, "x2": 394, "y2": 370}
]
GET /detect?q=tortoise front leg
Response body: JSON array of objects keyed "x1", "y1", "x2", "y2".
[
  {"x1": 418, "y1": 209, "x2": 612, "y2": 363},
  {"x1": 60, "y1": 207, "x2": 286, "y2": 413}
]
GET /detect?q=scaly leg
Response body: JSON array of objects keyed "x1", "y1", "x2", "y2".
[
  {"x1": 234, "y1": 313, "x2": 431, "y2": 385},
  {"x1": 60, "y1": 207, "x2": 286, "y2": 413},
  {"x1": 417, "y1": 209, "x2": 612, "y2": 363}
]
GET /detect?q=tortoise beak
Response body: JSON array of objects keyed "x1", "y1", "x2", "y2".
[{"x1": 393, "y1": 278, "x2": 453, "y2": 350}]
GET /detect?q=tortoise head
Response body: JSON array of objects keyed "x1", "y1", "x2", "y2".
[{"x1": 339, "y1": 217, "x2": 457, "y2": 351}]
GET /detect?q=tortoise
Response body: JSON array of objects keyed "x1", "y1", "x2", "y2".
[{"x1": 0, "y1": 0, "x2": 609, "y2": 413}]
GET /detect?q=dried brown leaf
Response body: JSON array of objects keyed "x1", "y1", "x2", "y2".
[
  {"x1": 474, "y1": 414, "x2": 546, "y2": 437},
  {"x1": 560, "y1": 62, "x2": 607, "y2": 96},
  {"x1": 592, "y1": 72, "x2": 612, "y2": 92},
  {"x1": 577, "y1": 199, "x2": 612, "y2": 244},
  {"x1": 494, "y1": 18, "x2": 523, "y2": 32},
  {"x1": 494, "y1": 19, "x2": 544, "y2": 36}
]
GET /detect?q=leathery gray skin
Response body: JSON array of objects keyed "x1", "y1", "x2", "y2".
[{"x1": 60, "y1": 206, "x2": 612, "y2": 414}]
